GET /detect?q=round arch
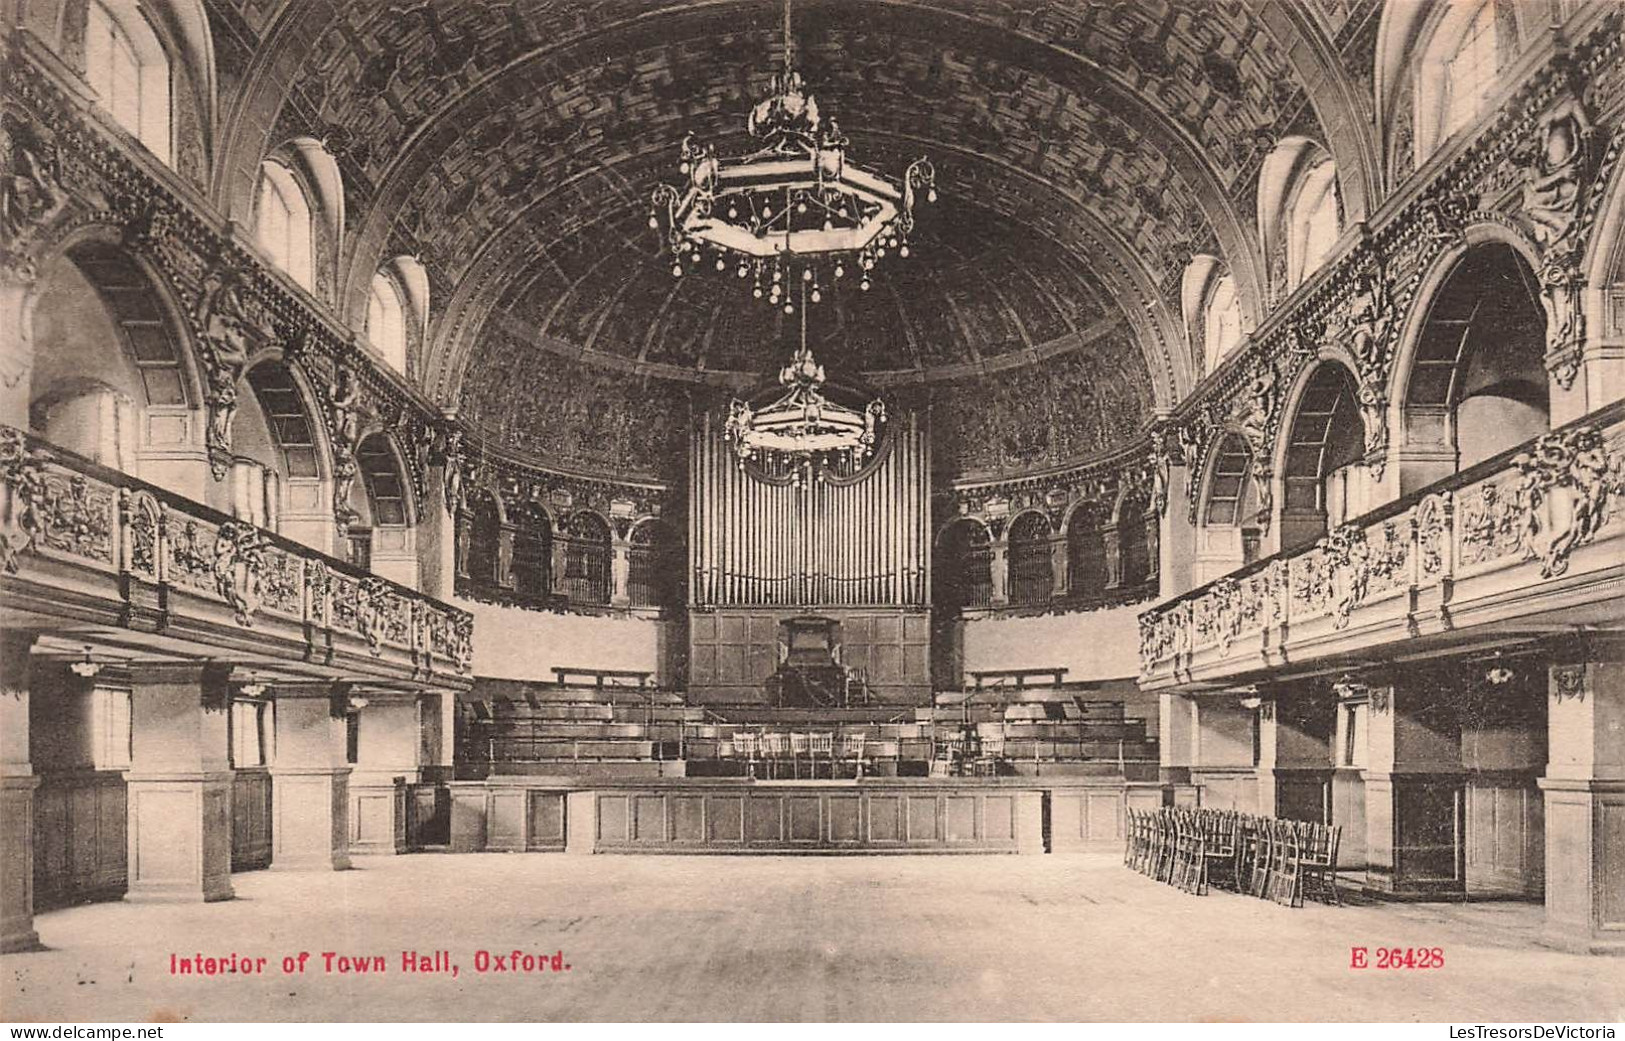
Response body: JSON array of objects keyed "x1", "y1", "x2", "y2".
[{"x1": 1274, "y1": 357, "x2": 1367, "y2": 552}]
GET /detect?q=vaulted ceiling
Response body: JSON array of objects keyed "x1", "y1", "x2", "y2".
[{"x1": 217, "y1": 0, "x2": 1382, "y2": 475}]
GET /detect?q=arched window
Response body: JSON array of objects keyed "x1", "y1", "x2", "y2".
[
  {"x1": 256, "y1": 162, "x2": 314, "y2": 291},
  {"x1": 511, "y1": 504, "x2": 553, "y2": 600},
  {"x1": 1066, "y1": 503, "x2": 1109, "y2": 599},
  {"x1": 1204, "y1": 276, "x2": 1243, "y2": 372},
  {"x1": 464, "y1": 492, "x2": 501, "y2": 586},
  {"x1": 366, "y1": 273, "x2": 408, "y2": 373},
  {"x1": 1006, "y1": 512, "x2": 1053, "y2": 607},
  {"x1": 85, "y1": 0, "x2": 171, "y2": 163},
  {"x1": 1416, "y1": 0, "x2": 1503, "y2": 159},
  {"x1": 1118, "y1": 498, "x2": 1150, "y2": 589},
  {"x1": 1288, "y1": 161, "x2": 1340, "y2": 287},
  {"x1": 934, "y1": 520, "x2": 992, "y2": 613},
  {"x1": 561, "y1": 512, "x2": 611, "y2": 605}
]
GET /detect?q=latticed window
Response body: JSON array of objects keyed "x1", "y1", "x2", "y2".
[
  {"x1": 1006, "y1": 512, "x2": 1053, "y2": 607},
  {"x1": 627, "y1": 522, "x2": 675, "y2": 608},
  {"x1": 561, "y1": 512, "x2": 611, "y2": 605},
  {"x1": 935, "y1": 520, "x2": 992, "y2": 612},
  {"x1": 511, "y1": 506, "x2": 552, "y2": 600},
  {"x1": 1067, "y1": 504, "x2": 1109, "y2": 598}
]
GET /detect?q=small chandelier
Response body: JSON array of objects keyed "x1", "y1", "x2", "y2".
[
  {"x1": 725, "y1": 283, "x2": 884, "y2": 469},
  {"x1": 649, "y1": 0, "x2": 935, "y2": 304}
]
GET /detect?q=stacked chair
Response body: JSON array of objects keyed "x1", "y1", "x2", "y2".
[{"x1": 1125, "y1": 807, "x2": 1342, "y2": 908}]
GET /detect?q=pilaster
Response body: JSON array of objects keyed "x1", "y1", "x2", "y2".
[
  {"x1": 0, "y1": 632, "x2": 40, "y2": 951},
  {"x1": 270, "y1": 685, "x2": 351, "y2": 871}
]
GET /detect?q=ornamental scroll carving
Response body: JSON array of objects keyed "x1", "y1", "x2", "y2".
[{"x1": 1504, "y1": 426, "x2": 1622, "y2": 578}]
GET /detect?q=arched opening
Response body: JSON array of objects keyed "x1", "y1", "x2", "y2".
[
  {"x1": 256, "y1": 161, "x2": 314, "y2": 291},
  {"x1": 349, "y1": 433, "x2": 414, "y2": 581},
  {"x1": 1006, "y1": 512, "x2": 1053, "y2": 608},
  {"x1": 85, "y1": 0, "x2": 171, "y2": 164},
  {"x1": 28, "y1": 243, "x2": 187, "y2": 465},
  {"x1": 1066, "y1": 502, "x2": 1109, "y2": 601},
  {"x1": 934, "y1": 519, "x2": 993, "y2": 613},
  {"x1": 235, "y1": 362, "x2": 323, "y2": 543},
  {"x1": 1414, "y1": 0, "x2": 1505, "y2": 161},
  {"x1": 463, "y1": 489, "x2": 502, "y2": 587},
  {"x1": 365, "y1": 271, "x2": 408, "y2": 374},
  {"x1": 1196, "y1": 434, "x2": 1264, "y2": 582},
  {"x1": 628, "y1": 520, "x2": 679, "y2": 609},
  {"x1": 1403, "y1": 243, "x2": 1548, "y2": 472},
  {"x1": 560, "y1": 511, "x2": 611, "y2": 605},
  {"x1": 510, "y1": 502, "x2": 553, "y2": 601},
  {"x1": 1280, "y1": 363, "x2": 1367, "y2": 552}
]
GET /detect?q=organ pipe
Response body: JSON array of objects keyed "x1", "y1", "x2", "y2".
[{"x1": 689, "y1": 412, "x2": 929, "y2": 607}]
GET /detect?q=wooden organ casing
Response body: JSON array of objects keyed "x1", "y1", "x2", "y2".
[{"x1": 687, "y1": 410, "x2": 932, "y2": 704}]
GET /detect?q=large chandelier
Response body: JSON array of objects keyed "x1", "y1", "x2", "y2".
[
  {"x1": 724, "y1": 284, "x2": 885, "y2": 469},
  {"x1": 649, "y1": 0, "x2": 936, "y2": 309}
]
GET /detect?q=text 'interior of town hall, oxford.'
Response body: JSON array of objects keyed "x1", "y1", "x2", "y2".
[{"x1": 2, "y1": 0, "x2": 1625, "y2": 1024}]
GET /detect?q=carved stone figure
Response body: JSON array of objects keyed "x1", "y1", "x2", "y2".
[
  {"x1": 195, "y1": 268, "x2": 271, "y2": 477},
  {"x1": 1, "y1": 113, "x2": 69, "y2": 260},
  {"x1": 1516, "y1": 102, "x2": 1597, "y2": 365},
  {"x1": 329, "y1": 364, "x2": 365, "y2": 529}
]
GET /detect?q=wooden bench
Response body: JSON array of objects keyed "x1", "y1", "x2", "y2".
[
  {"x1": 968, "y1": 667, "x2": 1068, "y2": 689},
  {"x1": 551, "y1": 667, "x2": 653, "y2": 688}
]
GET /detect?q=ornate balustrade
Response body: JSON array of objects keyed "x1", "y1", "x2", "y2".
[
  {"x1": 0, "y1": 426, "x2": 472, "y2": 684},
  {"x1": 1139, "y1": 403, "x2": 1625, "y2": 689}
]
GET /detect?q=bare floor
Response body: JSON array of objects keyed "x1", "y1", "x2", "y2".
[{"x1": 4, "y1": 853, "x2": 1621, "y2": 1023}]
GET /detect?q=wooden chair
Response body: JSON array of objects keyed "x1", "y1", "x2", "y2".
[
  {"x1": 790, "y1": 732, "x2": 810, "y2": 778},
  {"x1": 839, "y1": 730, "x2": 868, "y2": 779},
  {"x1": 810, "y1": 732, "x2": 834, "y2": 778},
  {"x1": 761, "y1": 731, "x2": 789, "y2": 778},
  {"x1": 1300, "y1": 823, "x2": 1343, "y2": 905},
  {"x1": 1266, "y1": 820, "x2": 1304, "y2": 907},
  {"x1": 1201, "y1": 811, "x2": 1240, "y2": 892},
  {"x1": 734, "y1": 731, "x2": 760, "y2": 778}
]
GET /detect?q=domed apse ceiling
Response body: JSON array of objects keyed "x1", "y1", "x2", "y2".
[{"x1": 243, "y1": 0, "x2": 1355, "y2": 479}]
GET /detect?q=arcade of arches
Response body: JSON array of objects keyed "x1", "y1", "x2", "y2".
[{"x1": 2, "y1": 0, "x2": 1625, "y2": 1019}]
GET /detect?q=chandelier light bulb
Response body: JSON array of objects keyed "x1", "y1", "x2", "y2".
[
  {"x1": 928, "y1": 188, "x2": 938, "y2": 203},
  {"x1": 753, "y1": 285, "x2": 764, "y2": 299},
  {"x1": 823, "y1": 219, "x2": 833, "y2": 231},
  {"x1": 834, "y1": 264, "x2": 844, "y2": 279},
  {"x1": 811, "y1": 288, "x2": 822, "y2": 303},
  {"x1": 860, "y1": 277, "x2": 871, "y2": 291},
  {"x1": 784, "y1": 302, "x2": 794, "y2": 314},
  {"x1": 672, "y1": 263, "x2": 684, "y2": 278},
  {"x1": 773, "y1": 268, "x2": 783, "y2": 283},
  {"x1": 876, "y1": 247, "x2": 886, "y2": 259},
  {"x1": 715, "y1": 257, "x2": 727, "y2": 271},
  {"x1": 763, "y1": 205, "x2": 772, "y2": 218},
  {"x1": 738, "y1": 263, "x2": 749, "y2": 278},
  {"x1": 690, "y1": 250, "x2": 701, "y2": 263},
  {"x1": 679, "y1": 161, "x2": 690, "y2": 174},
  {"x1": 648, "y1": 215, "x2": 660, "y2": 230},
  {"x1": 797, "y1": 201, "x2": 808, "y2": 214},
  {"x1": 900, "y1": 244, "x2": 910, "y2": 258},
  {"x1": 802, "y1": 268, "x2": 814, "y2": 282},
  {"x1": 728, "y1": 205, "x2": 739, "y2": 219}
]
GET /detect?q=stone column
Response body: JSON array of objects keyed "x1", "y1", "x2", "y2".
[
  {"x1": 1101, "y1": 527, "x2": 1122, "y2": 590},
  {"x1": 988, "y1": 539, "x2": 1009, "y2": 608},
  {"x1": 269, "y1": 685, "x2": 351, "y2": 871},
  {"x1": 124, "y1": 662, "x2": 234, "y2": 902},
  {"x1": 1361, "y1": 676, "x2": 1464, "y2": 896},
  {"x1": 1539, "y1": 655, "x2": 1625, "y2": 954},
  {"x1": 0, "y1": 633, "x2": 40, "y2": 951},
  {"x1": 1190, "y1": 696, "x2": 1257, "y2": 813},
  {"x1": 610, "y1": 536, "x2": 632, "y2": 607},
  {"x1": 348, "y1": 696, "x2": 421, "y2": 855},
  {"x1": 495, "y1": 521, "x2": 516, "y2": 589}
]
